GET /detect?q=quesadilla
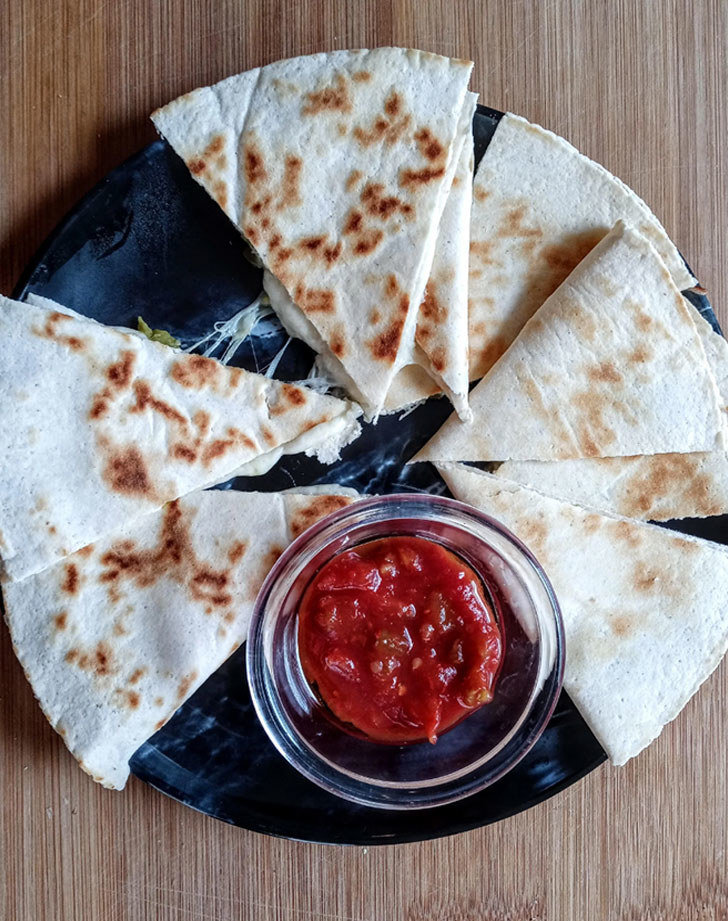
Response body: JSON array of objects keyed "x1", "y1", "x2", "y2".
[
  {"x1": 383, "y1": 92, "x2": 477, "y2": 419},
  {"x1": 265, "y1": 92, "x2": 478, "y2": 419},
  {"x1": 2, "y1": 487, "x2": 359, "y2": 790},
  {"x1": 415, "y1": 223, "x2": 724, "y2": 464},
  {"x1": 468, "y1": 112, "x2": 696, "y2": 380},
  {"x1": 151, "y1": 48, "x2": 474, "y2": 418},
  {"x1": 0, "y1": 294, "x2": 360, "y2": 582},
  {"x1": 495, "y1": 309, "x2": 728, "y2": 520},
  {"x1": 438, "y1": 463, "x2": 728, "y2": 765}
]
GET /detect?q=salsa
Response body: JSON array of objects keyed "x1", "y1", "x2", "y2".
[{"x1": 297, "y1": 535, "x2": 503, "y2": 744}]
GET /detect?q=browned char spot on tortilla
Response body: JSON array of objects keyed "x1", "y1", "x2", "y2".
[
  {"x1": 171, "y1": 443, "x2": 198, "y2": 463},
  {"x1": 610, "y1": 614, "x2": 635, "y2": 637},
  {"x1": 297, "y1": 235, "x2": 342, "y2": 268},
  {"x1": 330, "y1": 328, "x2": 346, "y2": 358},
  {"x1": 107, "y1": 350, "x2": 136, "y2": 389},
  {"x1": 352, "y1": 70, "x2": 371, "y2": 82},
  {"x1": 129, "y1": 667, "x2": 146, "y2": 685},
  {"x1": 102, "y1": 446, "x2": 153, "y2": 497},
  {"x1": 419, "y1": 283, "x2": 445, "y2": 324},
  {"x1": 364, "y1": 275, "x2": 411, "y2": 362},
  {"x1": 177, "y1": 671, "x2": 199, "y2": 702},
  {"x1": 213, "y1": 181, "x2": 228, "y2": 210},
  {"x1": 517, "y1": 229, "x2": 607, "y2": 324},
  {"x1": 244, "y1": 139, "x2": 267, "y2": 186},
  {"x1": 98, "y1": 501, "x2": 236, "y2": 609},
  {"x1": 343, "y1": 210, "x2": 363, "y2": 235},
  {"x1": 632, "y1": 563, "x2": 660, "y2": 593},
  {"x1": 302, "y1": 73, "x2": 352, "y2": 116},
  {"x1": 353, "y1": 91, "x2": 411, "y2": 147},
  {"x1": 131, "y1": 380, "x2": 187, "y2": 425},
  {"x1": 61, "y1": 563, "x2": 80, "y2": 596},
  {"x1": 473, "y1": 187, "x2": 490, "y2": 203},
  {"x1": 469, "y1": 240, "x2": 498, "y2": 266},
  {"x1": 571, "y1": 388, "x2": 619, "y2": 456},
  {"x1": 267, "y1": 382, "x2": 309, "y2": 418},
  {"x1": 353, "y1": 229, "x2": 384, "y2": 256},
  {"x1": 297, "y1": 287, "x2": 336, "y2": 314},
  {"x1": 620, "y1": 454, "x2": 721, "y2": 518},
  {"x1": 611, "y1": 519, "x2": 642, "y2": 548},
  {"x1": 582, "y1": 513, "x2": 602, "y2": 536},
  {"x1": 65, "y1": 641, "x2": 115, "y2": 677},
  {"x1": 345, "y1": 169, "x2": 363, "y2": 192},
  {"x1": 186, "y1": 134, "x2": 225, "y2": 176},
  {"x1": 289, "y1": 495, "x2": 353, "y2": 539},
  {"x1": 413, "y1": 128, "x2": 445, "y2": 163},
  {"x1": 279, "y1": 154, "x2": 302, "y2": 209},
  {"x1": 228, "y1": 541, "x2": 248, "y2": 564},
  {"x1": 360, "y1": 183, "x2": 413, "y2": 221},
  {"x1": 53, "y1": 611, "x2": 68, "y2": 631},
  {"x1": 368, "y1": 319, "x2": 405, "y2": 363},
  {"x1": 399, "y1": 166, "x2": 446, "y2": 189},
  {"x1": 170, "y1": 354, "x2": 220, "y2": 389},
  {"x1": 516, "y1": 516, "x2": 548, "y2": 550},
  {"x1": 628, "y1": 344, "x2": 653, "y2": 364},
  {"x1": 473, "y1": 335, "x2": 508, "y2": 377},
  {"x1": 32, "y1": 311, "x2": 86, "y2": 352},
  {"x1": 587, "y1": 362, "x2": 623, "y2": 384},
  {"x1": 428, "y1": 348, "x2": 446, "y2": 373},
  {"x1": 200, "y1": 439, "x2": 235, "y2": 466}
]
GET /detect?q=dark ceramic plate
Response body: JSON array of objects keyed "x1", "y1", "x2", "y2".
[{"x1": 14, "y1": 106, "x2": 723, "y2": 844}]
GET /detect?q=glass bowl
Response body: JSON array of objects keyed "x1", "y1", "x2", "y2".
[{"x1": 246, "y1": 493, "x2": 564, "y2": 810}]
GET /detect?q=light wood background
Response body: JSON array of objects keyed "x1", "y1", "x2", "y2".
[{"x1": 2, "y1": 2, "x2": 727, "y2": 919}]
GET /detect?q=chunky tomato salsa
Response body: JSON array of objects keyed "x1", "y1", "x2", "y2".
[{"x1": 297, "y1": 535, "x2": 503, "y2": 743}]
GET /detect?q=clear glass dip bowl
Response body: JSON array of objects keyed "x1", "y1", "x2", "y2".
[{"x1": 246, "y1": 493, "x2": 564, "y2": 810}]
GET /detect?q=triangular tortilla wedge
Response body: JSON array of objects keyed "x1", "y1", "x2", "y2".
[
  {"x1": 2, "y1": 487, "x2": 359, "y2": 789},
  {"x1": 0, "y1": 294, "x2": 360, "y2": 582},
  {"x1": 265, "y1": 92, "x2": 478, "y2": 420},
  {"x1": 151, "y1": 49, "x2": 473, "y2": 418},
  {"x1": 468, "y1": 112, "x2": 696, "y2": 380},
  {"x1": 438, "y1": 463, "x2": 728, "y2": 765},
  {"x1": 415, "y1": 222, "x2": 724, "y2": 464},
  {"x1": 382, "y1": 92, "x2": 477, "y2": 419},
  {"x1": 495, "y1": 309, "x2": 728, "y2": 520}
]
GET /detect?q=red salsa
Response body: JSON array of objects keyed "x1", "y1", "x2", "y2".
[{"x1": 297, "y1": 535, "x2": 503, "y2": 744}]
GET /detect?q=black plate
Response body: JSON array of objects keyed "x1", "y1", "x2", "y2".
[{"x1": 14, "y1": 106, "x2": 723, "y2": 844}]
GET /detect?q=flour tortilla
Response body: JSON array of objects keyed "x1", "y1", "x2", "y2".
[
  {"x1": 0, "y1": 294, "x2": 360, "y2": 582},
  {"x1": 2, "y1": 487, "x2": 359, "y2": 789},
  {"x1": 495, "y1": 309, "x2": 728, "y2": 520},
  {"x1": 438, "y1": 463, "x2": 728, "y2": 765},
  {"x1": 265, "y1": 92, "x2": 477, "y2": 419},
  {"x1": 151, "y1": 49, "x2": 473, "y2": 418},
  {"x1": 384, "y1": 91, "x2": 477, "y2": 419},
  {"x1": 468, "y1": 112, "x2": 696, "y2": 380},
  {"x1": 416, "y1": 223, "x2": 724, "y2": 464}
]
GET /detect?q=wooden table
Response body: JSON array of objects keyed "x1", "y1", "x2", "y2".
[{"x1": 2, "y1": 2, "x2": 727, "y2": 918}]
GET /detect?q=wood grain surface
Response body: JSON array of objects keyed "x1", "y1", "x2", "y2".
[{"x1": 1, "y1": 1, "x2": 727, "y2": 919}]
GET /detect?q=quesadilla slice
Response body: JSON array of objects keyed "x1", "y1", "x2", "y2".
[
  {"x1": 151, "y1": 48, "x2": 474, "y2": 418},
  {"x1": 468, "y1": 112, "x2": 696, "y2": 380},
  {"x1": 415, "y1": 222, "x2": 724, "y2": 464},
  {"x1": 264, "y1": 92, "x2": 477, "y2": 419},
  {"x1": 382, "y1": 92, "x2": 477, "y2": 419},
  {"x1": 2, "y1": 487, "x2": 360, "y2": 790},
  {"x1": 495, "y1": 309, "x2": 728, "y2": 520},
  {"x1": 0, "y1": 294, "x2": 360, "y2": 582},
  {"x1": 438, "y1": 463, "x2": 728, "y2": 765}
]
